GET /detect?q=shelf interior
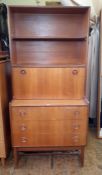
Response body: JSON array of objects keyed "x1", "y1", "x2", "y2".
[
  {"x1": 11, "y1": 40, "x2": 87, "y2": 65},
  {"x1": 9, "y1": 7, "x2": 89, "y2": 66},
  {"x1": 9, "y1": 12, "x2": 89, "y2": 39}
]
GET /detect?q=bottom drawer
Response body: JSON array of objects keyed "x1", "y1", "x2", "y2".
[
  {"x1": 10, "y1": 105, "x2": 88, "y2": 147},
  {"x1": 12, "y1": 133, "x2": 86, "y2": 147}
]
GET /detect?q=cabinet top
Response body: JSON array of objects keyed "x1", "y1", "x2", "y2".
[
  {"x1": 10, "y1": 99, "x2": 89, "y2": 107},
  {"x1": 8, "y1": 6, "x2": 90, "y2": 14}
]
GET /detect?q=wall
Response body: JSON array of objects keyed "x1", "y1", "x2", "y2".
[
  {"x1": 92, "y1": 0, "x2": 102, "y2": 15},
  {"x1": 0, "y1": 0, "x2": 102, "y2": 15},
  {"x1": 0, "y1": 0, "x2": 59, "y2": 6}
]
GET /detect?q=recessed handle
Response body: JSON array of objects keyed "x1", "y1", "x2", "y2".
[
  {"x1": 20, "y1": 137, "x2": 28, "y2": 143},
  {"x1": 20, "y1": 124, "x2": 27, "y2": 131},
  {"x1": 72, "y1": 138, "x2": 79, "y2": 143},
  {"x1": 72, "y1": 69, "x2": 78, "y2": 75},
  {"x1": 72, "y1": 124, "x2": 80, "y2": 130},
  {"x1": 72, "y1": 135, "x2": 79, "y2": 139},
  {"x1": 72, "y1": 135, "x2": 80, "y2": 143},
  {"x1": 20, "y1": 69, "x2": 26, "y2": 75},
  {"x1": 74, "y1": 111, "x2": 80, "y2": 118},
  {"x1": 19, "y1": 111, "x2": 26, "y2": 117}
]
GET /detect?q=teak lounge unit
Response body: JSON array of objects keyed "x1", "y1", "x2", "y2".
[{"x1": 8, "y1": 6, "x2": 90, "y2": 166}]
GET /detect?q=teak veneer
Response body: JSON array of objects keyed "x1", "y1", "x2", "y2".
[
  {"x1": 8, "y1": 6, "x2": 90, "y2": 167},
  {"x1": 12, "y1": 67, "x2": 86, "y2": 100}
]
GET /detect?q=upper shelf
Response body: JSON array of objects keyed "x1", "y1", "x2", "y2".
[
  {"x1": 11, "y1": 36, "x2": 87, "y2": 41},
  {"x1": 8, "y1": 6, "x2": 90, "y2": 40},
  {"x1": 10, "y1": 40, "x2": 88, "y2": 65}
]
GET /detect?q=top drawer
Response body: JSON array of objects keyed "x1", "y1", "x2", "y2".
[
  {"x1": 12, "y1": 67, "x2": 86, "y2": 100},
  {"x1": 10, "y1": 106, "x2": 88, "y2": 121}
]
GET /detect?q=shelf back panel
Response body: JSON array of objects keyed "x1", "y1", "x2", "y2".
[
  {"x1": 8, "y1": 7, "x2": 89, "y2": 39},
  {"x1": 12, "y1": 40, "x2": 87, "y2": 65}
]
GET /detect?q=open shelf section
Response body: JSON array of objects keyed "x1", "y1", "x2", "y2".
[
  {"x1": 10, "y1": 40, "x2": 88, "y2": 65},
  {"x1": 8, "y1": 6, "x2": 90, "y2": 39},
  {"x1": 8, "y1": 6, "x2": 89, "y2": 66}
]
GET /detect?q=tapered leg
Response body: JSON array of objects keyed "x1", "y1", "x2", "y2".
[
  {"x1": 80, "y1": 147, "x2": 85, "y2": 167},
  {"x1": 1, "y1": 158, "x2": 6, "y2": 167},
  {"x1": 13, "y1": 148, "x2": 19, "y2": 168}
]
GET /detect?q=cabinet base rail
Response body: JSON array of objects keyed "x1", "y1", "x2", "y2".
[{"x1": 13, "y1": 146, "x2": 85, "y2": 168}]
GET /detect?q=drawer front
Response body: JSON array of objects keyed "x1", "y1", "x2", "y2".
[
  {"x1": 10, "y1": 106, "x2": 88, "y2": 147},
  {"x1": 12, "y1": 67, "x2": 85, "y2": 99},
  {"x1": 11, "y1": 106, "x2": 88, "y2": 121},
  {"x1": 11, "y1": 120, "x2": 87, "y2": 147},
  {"x1": 11, "y1": 133, "x2": 86, "y2": 147}
]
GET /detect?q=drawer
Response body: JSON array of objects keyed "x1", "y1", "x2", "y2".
[
  {"x1": 11, "y1": 124, "x2": 87, "y2": 147},
  {"x1": 10, "y1": 106, "x2": 88, "y2": 147},
  {"x1": 12, "y1": 135, "x2": 84, "y2": 147},
  {"x1": 12, "y1": 67, "x2": 85, "y2": 99},
  {"x1": 11, "y1": 106, "x2": 88, "y2": 121},
  {"x1": 11, "y1": 120, "x2": 86, "y2": 135}
]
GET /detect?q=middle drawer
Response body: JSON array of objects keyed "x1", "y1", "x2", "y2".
[{"x1": 12, "y1": 67, "x2": 85, "y2": 99}]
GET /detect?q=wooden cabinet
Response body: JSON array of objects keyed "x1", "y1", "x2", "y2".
[
  {"x1": 8, "y1": 6, "x2": 90, "y2": 166},
  {"x1": 0, "y1": 60, "x2": 11, "y2": 166}
]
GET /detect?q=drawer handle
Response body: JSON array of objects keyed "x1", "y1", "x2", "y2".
[
  {"x1": 20, "y1": 137, "x2": 27, "y2": 143},
  {"x1": 72, "y1": 70, "x2": 78, "y2": 75},
  {"x1": 20, "y1": 125, "x2": 27, "y2": 131},
  {"x1": 72, "y1": 136, "x2": 79, "y2": 142},
  {"x1": 72, "y1": 135, "x2": 79, "y2": 139},
  {"x1": 73, "y1": 139, "x2": 79, "y2": 143},
  {"x1": 19, "y1": 111, "x2": 26, "y2": 117},
  {"x1": 72, "y1": 124, "x2": 80, "y2": 130},
  {"x1": 20, "y1": 70, "x2": 26, "y2": 75},
  {"x1": 74, "y1": 111, "x2": 80, "y2": 117}
]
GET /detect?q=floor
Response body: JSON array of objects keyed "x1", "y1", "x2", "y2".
[{"x1": 0, "y1": 128, "x2": 102, "y2": 175}]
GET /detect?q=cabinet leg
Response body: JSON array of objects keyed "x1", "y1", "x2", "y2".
[
  {"x1": 80, "y1": 147, "x2": 84, "y2": 167},
  {"x1": 1, "y1": 158, "x2": 6, "y2": 167},
  {"x1": 13, "y1": 148, "x2": 19, "y2": 168}
]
